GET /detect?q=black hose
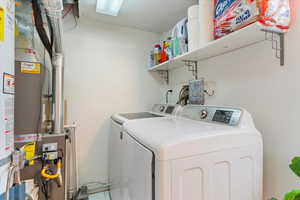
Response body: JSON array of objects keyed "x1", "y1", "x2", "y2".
[
  {"x1": 176, "y1": 85, "x2": 189, "y2": 105},
  {"x1": 46, "y1": 14, "x2": 54, "y2": 51},
  {"x1": 32, "y1": 0, "x2": 53, "y2": 58}
]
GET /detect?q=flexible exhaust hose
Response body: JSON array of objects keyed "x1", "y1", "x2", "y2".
[
  {"x1": 32, "y1": 0, "x2": 53, "y2": 58},
  {"x1": 42, "y1": 0, "x2": 65, "y2": 134},
  {"x1": 33, "y1": 0, "x2": 65, "y2": 134}
]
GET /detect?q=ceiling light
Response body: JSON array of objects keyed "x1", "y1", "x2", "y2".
[{"x1": 96, "y1": 0, "x2": 125, "y2": 16}]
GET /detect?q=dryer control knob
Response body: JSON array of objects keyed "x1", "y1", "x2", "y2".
[
  {"x1": 200, "y1": 110, "x2": 208, "y2": 119},
  {"x1": 159, "y1": 106, "x2": 165, "y2": 112}
]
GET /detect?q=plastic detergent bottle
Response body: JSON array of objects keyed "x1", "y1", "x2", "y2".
[
  {"x1": 154, "y1": 44, "x2": 161, "y2": 65},
  {"x1": 160, "y1": 41, "x2": 168, "y2": 63},
  {"x1": 171, "y1": 18, "x2": 188, "y2": 57},
  {"x1": 173, "y1": 38, "x2": 182, "y2": 57},
  {"x1": 149, "y1": 50, "x2": 155, "y2": 67},
  {"x1": 166, "y1": 38, "x2": 174, "y2": 60}
]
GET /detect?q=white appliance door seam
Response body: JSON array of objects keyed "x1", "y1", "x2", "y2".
[{"x1": 125, "y1": 132, "x2": 156, "y2": 200}]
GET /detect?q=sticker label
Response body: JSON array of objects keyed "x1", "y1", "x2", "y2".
[
  {"x1": 21, "y1": 62, "x2": 41, "y2": 74},
  {"x1": 15, "y1": 134, "x2": 42, "y2": 143},
  {"x1": 3, "y1": 73, "x2": 15, "y2": 94},
  {"x1": 24, "y1": 142, "x2": 36, "y2": 166},
  {"x1": 0, "y1": 6, "x2": 4, "y2": 41},
  {"x1": 4, "y1": 96, "x2": 14, "y2": 152}
]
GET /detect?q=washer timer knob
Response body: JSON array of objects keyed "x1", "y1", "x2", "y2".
[
  {"x1": 159, "y1": 105, "x2": 165, "y2": 112},
  {"x1": 200, "y1": 110, "x2": 208, "y2": 119}
]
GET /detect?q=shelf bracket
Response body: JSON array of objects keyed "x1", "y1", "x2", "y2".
[
  {"x1": 157, "y1": 70, "x2": 169, "y2": 85},
  {"x1": 262, "y1": 30, "x2": 285, "y2": 66},
  {"x1": 182, "y1": 60, "x2": 198, "y2": 80}
]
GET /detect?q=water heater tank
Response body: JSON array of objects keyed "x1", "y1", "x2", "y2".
[{"x1": 0, "y1": 0, "x2": 15, "y2": 196}]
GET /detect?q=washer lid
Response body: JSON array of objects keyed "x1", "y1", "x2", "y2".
[
  {"x1": 111, "y1": 112, "x2": 164, "y2": 125},
  {"x1": 120, "y1": 112, "x2": 163, "y2": 120},
  {"x1": 123, "y1": 117, "x2": 261, "y2": 161},
  {"x1": 111, "y1": 104, "x2": 181, "y2": 125}
]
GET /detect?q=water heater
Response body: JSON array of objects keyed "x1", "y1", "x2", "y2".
[{"x1": 0, "y1": 0, "x2": 15, "y2": 196}]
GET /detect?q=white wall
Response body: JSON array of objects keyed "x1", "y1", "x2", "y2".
[
  {"x1": 166, "y1": 1, "x2": 300, "y2": 199},
  {"x1": 63, "y1": 18, "x2": 163, "y2": 185}
]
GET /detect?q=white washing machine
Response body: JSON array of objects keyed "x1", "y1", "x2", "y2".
[
  {"x1": 109, "y1": 104, "x2": 182, "y2": 200},
  {"x1": 119, "y1": 105, "x2": 263, "y2": 200}
]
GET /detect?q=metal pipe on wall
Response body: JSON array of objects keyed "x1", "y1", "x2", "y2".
[
  {"x1": 52, "y1": 53, "x2": 64, "y2": 134},
  {"x1": 42, "y1": 0, "x2": 65, "y2": 134}
]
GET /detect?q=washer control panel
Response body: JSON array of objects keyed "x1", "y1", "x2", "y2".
[{"x1": 179, "y1": 105, "x2": 242, "y2": 126}]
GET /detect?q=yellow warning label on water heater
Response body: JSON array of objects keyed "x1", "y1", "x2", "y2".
[
  {"x1": 24, "y1": 142, "x2": 36, "y2": 166},
  {"x1": 21, "y1": 62, "x2": 41, "y2": 74},
  {"x1": 0, "y1": 7, "x2": 5, "y2": 42}
]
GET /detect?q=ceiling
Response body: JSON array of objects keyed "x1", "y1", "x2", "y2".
[{"x1": 79, "y1": 0, "x2": 198, "y2": 33}]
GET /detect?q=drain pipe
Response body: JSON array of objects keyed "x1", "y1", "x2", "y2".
[{"x1": 42, "y1": 0, "x2": 65, "y2": 134}]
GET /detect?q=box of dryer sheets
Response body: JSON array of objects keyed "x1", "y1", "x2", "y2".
[{"x1": 214, "y1": 0, "x2": 291, "y2": 39}]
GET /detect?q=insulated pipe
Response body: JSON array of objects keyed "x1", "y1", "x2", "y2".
[{"x1": 42, "y1": 0, "x2": 65, "y2": 134}]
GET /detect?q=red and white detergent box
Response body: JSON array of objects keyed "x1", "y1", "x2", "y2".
[
  {"x1": 259, "y1": 0, "x2": 291, "y2": 32},
  {"x1": 214, "y1": 0, "x2": 291, "y2": 39},
  {"x1": 214, "y1": 0, "x2": 260, "y2": 39}
]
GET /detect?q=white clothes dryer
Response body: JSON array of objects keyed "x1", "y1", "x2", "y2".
[{"x1": 119, "y1": 105, "x2": 263, "y2": 200}]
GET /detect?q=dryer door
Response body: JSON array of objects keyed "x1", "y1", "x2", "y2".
[
  {"x1": 123, "y1": 132, "x2": 153, "y2": 200},
  {"x1": 109, "y1": 120, "x2": 125, "y2": 200}
]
